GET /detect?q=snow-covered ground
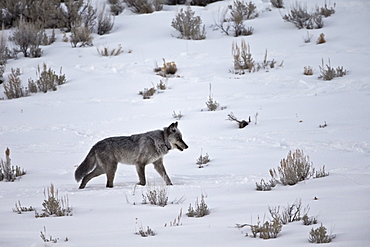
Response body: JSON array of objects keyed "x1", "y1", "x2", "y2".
[{"x1": 1, "y1": 0, "x2": 369, "y2": 246}]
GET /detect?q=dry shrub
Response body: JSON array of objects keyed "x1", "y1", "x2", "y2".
[
  {"x1": 270, "y1": 149, "x2": 314, "y2": 186},
  {"x1": 70, "y1": 25, "x2": 93, "y2": 47},
  {"x1": 3, "y1": 68, "x2": 28, "y2": 99},
  {"x1": 303, "y1": 66, "x2": 313, "y2": 75},
  {"x1": 171, "y1": 7, "x2": 206, "y2": 40},
  {"x1": 316, "y1": 33, "x2": 326, "y2": 44}
]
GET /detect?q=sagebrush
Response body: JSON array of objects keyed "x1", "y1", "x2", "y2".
[
  {"x1": 28, "y1": 63, "x2": 66, "y2": 93},
  {"x1": 35, "y1": 184, "x2": 73, "y2": 218},
  {"x1": 186, "y1": 193, "x2": 210, "y2": 217},
  {"x1": 172, "y1": 7, "x2": 206, "y2": 40},
  {"x1": 269, "y1": 149, "x2": 314, "y2": 186},
  {"x1": 0, "y1": 148, "x2": 26, "y2": 182},
  {"x1": 308, "y1": 224, "x2": 335, "y2": 243}
]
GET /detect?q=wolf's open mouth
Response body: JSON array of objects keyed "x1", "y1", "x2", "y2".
[{"x1": 175, "y1": 144, "x2": 183, "y2": 151}]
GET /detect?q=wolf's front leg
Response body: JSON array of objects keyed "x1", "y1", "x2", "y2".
[
  {"x1": 153, "y1": 158, "x2": 173, "y2": 185},
  {"x1": 136, "y1": 164, "x2": 146, "y2": 186}
]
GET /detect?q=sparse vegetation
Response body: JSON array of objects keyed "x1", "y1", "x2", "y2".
[
  {"x1": 318, "y1": 58, "x2": 347, "y2": 81},
  {"x1": 124, "y1": 0, "x2": 163, "y2": 14},
  {"x1": 165, "y1": 208, "x2": 183, "y2": 227},
  {"x1": 3, "y1": 68, "x2": 28, "y2": 99},
  {"x1": 227, "y1": 112, "x2": 250, "y2": 128},
  {"x1": 141, "y1": 183, "x2": 169, "y2": 207},
  {"x1": 96, "y1": 4, "x2": 114, "y2": 35},
  {"x1": 172, "y1": 6, "x2": 206, "y2": 40},
  {"x1": 196, "y1": 149, "x2": 210, "y2": 168},
  {"x1": 172, "y1": 111, "x2": 183, "y2": 120},
  {"x1": 308, "y1": 224, "x2": 335, "y2": 243},
  {"x1": 269, "y1": 149, "x2": 314, "y2": 186},
  {"x1": 186, "y1": 193, "x2": 210, "y2": 217},
  {"x1": 304, "y1": 65, "x2": 313, "y2": 75},
  {"x1": 314, "y1": 165, "x2": 329, "y2": 178},
  {"x1": 302, "y1": 214, "x2": 318, "y2": 226},
  {"x1": 97, "y1": 44, "x2": 124, "y2": 56},
  {"x1": 70, "y1": 25, "x2": 94, "y2": 47},
  {"x1": 9, "y1": 19, "x2": 44, "y2": 58},
  {"x1": 282, "y1": 1, "x2": 336, "y2": 29},
  {"x1": 139, "y1": 86, "x2": 156, "y2": 99},
  {"x1": 205, "y1": 95, "x2": 220, "y2": 111},
  {"x1": 215, "y1": 0, "x2": 257, "y2": 37},
  {"x1": 303, "y1": 31, "x2": 313, "y2": 43},
  {"x1": 316, "y1": 33, "x2": 326, "y2": 44},
  {"x1": 232, "y1": 40, "x2": 282, "y2": 74},
  {"x1": 268, "y1": 199, "x2": 309, "y2": 224},
  {"x1": 35, "y1": 184, "x2": 73, "y2": 218},
  {"x1": 155, "y1": 59, "x2": 177, "y2": 77},
  {"x1": 237, "y1": 216, "x2": 283, "y2": 239},
  {"x1": 271, "y1": 0, "x2": 284, "y2": 8},
  {"x1": 40, "y1": 226, "x2": 68, "y2": 243},
  {"x1": 108, "y1": 0, "x2": 125, "y2": 15},
  {"x1": 0, "y1": 148, "x2": 26, "y2": 182},
  {"x1": 28, "y1": 63, "x2": 66, "y2": 94},
  {"x1": 12, "y1": 200, "x2": 34, "y2": 214},
  {"x1": 255, "y1": 178, "x2": 276, "y2": 191}
]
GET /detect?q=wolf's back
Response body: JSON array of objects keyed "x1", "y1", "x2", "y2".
[{"x1": 75, "y1": 149, "x2": 96, "y2": 182}]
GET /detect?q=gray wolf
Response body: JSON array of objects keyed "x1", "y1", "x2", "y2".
[{"x1": 75, "y1": 122, "x2": 188, "y2": 189}]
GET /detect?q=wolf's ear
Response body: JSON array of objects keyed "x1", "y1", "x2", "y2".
[
  {"x1": 167, "y1": 122, "x2": 176, "y2": 133},
  {"x1": 174, "y1": 121, "x2": 178, "y2": 127}
]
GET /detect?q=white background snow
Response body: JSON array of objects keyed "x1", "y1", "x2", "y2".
[{"x1": 0, "y1": 0, "x2": 369, "y2": 246}]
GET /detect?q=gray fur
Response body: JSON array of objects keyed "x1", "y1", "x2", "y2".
[{"x1": 75, "y1": 122, "x2": 188, "y2": 189}]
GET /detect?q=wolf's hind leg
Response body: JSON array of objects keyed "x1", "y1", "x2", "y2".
[
  {"x1": 106, "y1": 163, "x2": 118, "y2": 188},
  {"x1": 136, "y1": 164, "x2": 146, "y2": 186},
  {"x1": 79, "y1": 166, "x2": 104, "y2": 189},
  {"x1": 153, "y1": 158, "x2": 172, "y2": 185}
]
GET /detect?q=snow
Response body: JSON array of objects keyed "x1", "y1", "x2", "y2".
[{"x1": 1, "y1": 0, "x2": 370, "y2": 246}]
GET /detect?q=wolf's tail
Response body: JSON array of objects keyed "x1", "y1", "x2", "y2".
[{"x1": 75, "y1": 149, "x2": 96, "y2": 182}]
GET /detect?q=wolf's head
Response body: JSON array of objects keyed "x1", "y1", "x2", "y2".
[{"x1": 166, "y1": 122, "x2": 188, "y2": 151}]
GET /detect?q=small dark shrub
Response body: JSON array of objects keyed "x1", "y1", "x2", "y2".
[
  {"x1": 283, "y1": 1, "x2": 329, "y2": 29},
  {"x1": 35, "y1": 184, "x2": 72, "y2": 218},
  {"x1": 9, "y1": 19, "x2": 44, "y2": 58},
  {"x1": 136, "y1": 225, "x2": 156, "y2": 237},
  {"x1": 155, "y1": 59, "x2": 177, "y2": 77},
  {"x1": 97, "y1": 4, "x2": 114, "y2": 35},
  {"x1": 268, "y1": 199, "x2": 309, "y2": 224},
  {"x1": 255, "y1": 178, "x2": 276, "y2": 191},
  {"x1": 124, "y1": 0, "x2": 162, "y2": 14},
  {"x1": 205, "y1": 96, "x2": 219, "y2": 111},
  {"x1": 28, "y1": 63, "x2": 66, "y2": 93},
  {"x1": 0, "y1": 27, "x2": 11, "y2": 65},
  {"x1": 3, "y1": 68, "x2": 28, "y2": 99},
  {"x1": 40, "y1": 226, "x2": 67, "y2": 243},
  {"x1": 0, "y1": 148, "x2": 26, "y2": 182},
  {"x1": 196, "y1": 150, "x2": 210, "y2": 168},
  {"x1": 70, "y1": 26, "x2": 93, "y2": 47},
  {"x1": 172, "y1": 7, "x2": 206, "y2": 40},
  {"x1": 215, "y1": 0, "x2": 257, "y2": 37},
  {"x1": 227, "y1": 112, "x2": 250, "y2": 128},
  {"x1": 271, "y1": 0, "x2": 284, "y2": 8},
  {"x1": 318, "y1": 59, "x2": 347, "y2": 81},
  {"x1": 308, "y1": 224, "x2": 335, "y2": 243},
  {"x1": 302, "y1": 214, "x2": 318, "y2": 226},
  {"x1": 316, "y1": 33, "x2": 326, "y2": 44},
  {"x1": 303, "y1": 66, "x2": 313, "y2": 75},
  {"x1": 97, "y1": 44, "x2": 123, "y2": 56},
  {"x1": 238, "y1": 217, "x2": 283, "y2": 239},
  {"x1": 186, "y1": 194, "x2": 210, "y2": 217},
  {"x1": 108, "y1": 0, "x2": 125, "y2": 15},
  {"x1": 12, "y1": 200, "x2": 34, "y2": 214},
  {"x1": 141, "y1": 183, "x2": 168, "y2": 207},
  {"x1": 269, "y1": 149, "x2": 314, "y2": 186}
]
